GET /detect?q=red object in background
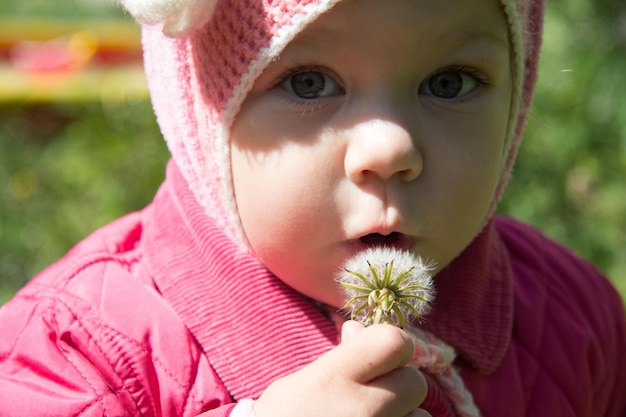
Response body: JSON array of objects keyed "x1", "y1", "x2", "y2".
[
  {"x1": 10, "y1": 32, "x2": 98, "y2": 73},
  {"x1": 0, "y1": 19, "x2": 146, "y2": 101},
  {"x1": 1, "y1": 21, "x2": 143, "y2": 74}
]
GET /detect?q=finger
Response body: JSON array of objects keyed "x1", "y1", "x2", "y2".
[
  {"x1": 340, "y1": 320, "x2": 365, "y2": 342},
  {"x1": 370, "y1": 365, "x2": 427, "y2": 402},
  {"x1": 320, "y1": 324, "x2": 415, "y2": 383},
  {"x1": 367, "y1": 365, "x2": 428, "y2": 414},
  {"x1": 406, "y1": 409, "x2": 432, "y2": 417}
]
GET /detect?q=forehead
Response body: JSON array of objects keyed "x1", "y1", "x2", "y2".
[{"x1": 290, "y1": 0, "x2": 510, "y2": 52}]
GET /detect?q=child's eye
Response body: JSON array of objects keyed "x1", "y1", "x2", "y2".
[
  {"x1": 280, "y1": 69, "x2": 344, "y2": 99},
  {"x1": 419, "y1": 69, "x2": 481, "y2": 99}
]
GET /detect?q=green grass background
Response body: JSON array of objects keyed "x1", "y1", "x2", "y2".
[{"x1": 1, "y1": 0, "x2": 625, "y2": 304}]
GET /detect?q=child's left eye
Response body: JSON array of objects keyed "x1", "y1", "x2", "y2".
[
  {"x1": 280, "y1": 69, "x2": 344, "y2": 99},
  {"x1": 419, "y1": 69, "x2": 482, "y2": 99}
]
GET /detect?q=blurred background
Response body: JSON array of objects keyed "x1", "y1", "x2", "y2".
[{"x1": 0, "y1": 0, "x2": 625, "y2": 305}]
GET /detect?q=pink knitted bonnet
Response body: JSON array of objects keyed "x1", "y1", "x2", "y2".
[{"x1": 121, "y1": 0, "x2": 545, "y2": 246}]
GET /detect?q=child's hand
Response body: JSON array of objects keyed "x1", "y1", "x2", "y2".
[{"x1": 254, "y1": 321, "x2": 430, "y2": 417}]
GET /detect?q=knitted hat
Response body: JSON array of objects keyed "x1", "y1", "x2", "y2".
[{"x1": 120, "y1": 0, "x2": 544, "y2": 247}]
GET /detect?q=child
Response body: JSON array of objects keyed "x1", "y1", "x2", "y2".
[{"x1": 1, "y1": 0, "x2": 625, "y2": 415}]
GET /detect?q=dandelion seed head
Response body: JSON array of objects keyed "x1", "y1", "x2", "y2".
[{"x1": 337, "y1": 247, "x2": 435, "y2": 327}]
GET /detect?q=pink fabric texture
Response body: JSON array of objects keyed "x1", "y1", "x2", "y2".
[
  {"x1": 139, "y1": 0, "x2": 543, "y2": 245},
  {"x1": 1, "y1": 162, "x2": 625, "y2": 416}
]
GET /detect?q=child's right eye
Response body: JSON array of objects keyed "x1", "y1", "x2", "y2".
[{"x1": 279, "y1": 69, "x2": 344, "y2": 99}]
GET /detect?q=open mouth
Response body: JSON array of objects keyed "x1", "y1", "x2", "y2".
[
  {"x1": 346, "y1": 231, "x2": 417, "y2": 255},
  {"x1": 356, "y1": 232, "x2": 416, "y2": 252},
  {"x1": 359, "y1": 232, "x2": 402, "y2": 245}
]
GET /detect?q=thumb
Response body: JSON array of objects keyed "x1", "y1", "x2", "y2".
[{"x1": 340, "y1": 320, "x2": 365, "y2": 342}]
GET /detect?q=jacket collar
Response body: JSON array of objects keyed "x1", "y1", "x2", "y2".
[
  {"x1": 144, "y1": 161, "x2": 513, "y2": 399},
  {"x1": 421, "y1": 221, "x2": 514, "y2": 374}
]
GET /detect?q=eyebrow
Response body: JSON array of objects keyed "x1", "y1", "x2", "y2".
[
  {"x1": 437, "y1": 31, "x2": 511, "y2": 68},
  {"x1": 288, "y1": 28, "x2": 510, "y2": 68}
]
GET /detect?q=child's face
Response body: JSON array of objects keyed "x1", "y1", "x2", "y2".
[{"x1": 230, "y1": 0, "x2": 512, "y2": 308}]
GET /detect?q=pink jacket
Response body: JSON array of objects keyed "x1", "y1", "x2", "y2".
[{"x1": 1, "y1": 162, "x2": 625, "y2": 417}]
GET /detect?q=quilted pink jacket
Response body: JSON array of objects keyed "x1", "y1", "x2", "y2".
[{"x1": 1, "y1": 162, "x2": 625, "y2": 417}]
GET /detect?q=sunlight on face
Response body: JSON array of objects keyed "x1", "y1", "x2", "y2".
[{"x1": 230, "y1": 0, "x2": 512, "y2": 308}]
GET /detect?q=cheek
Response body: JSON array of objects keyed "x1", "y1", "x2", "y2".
[
  {"x1": 232, "y1": 148, "x2": 288, "y2": 243},
  {"x1": 230, "y1": 145, "x2": 346, "y2": 306},
  {"x1": 430, "y1": 115, "x2": 505, "y2": 193},
  {"x1": 231, "y1": 145, "x2": 326, "y2": 253},
  {"x1": 423, "y1": 110, "x2": 508, "y2": 263},
  {"x1": 456, "y1": 124, "x2": 506, "y2": 220},
  {"x1": 229, "y1": 92, "x2": 344, "y2": 263}
]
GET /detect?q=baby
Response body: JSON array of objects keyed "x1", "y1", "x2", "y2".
[{"x1": 1, "y1": 0, "x2": 625, "y2": 416}]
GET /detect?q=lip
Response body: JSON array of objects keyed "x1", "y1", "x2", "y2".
[{"x1": 346, "y1": 232, "x2": 417, "y2": 254}]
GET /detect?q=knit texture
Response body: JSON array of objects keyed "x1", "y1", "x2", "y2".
[
  {"x1": 408, "y1": 327, "x2": 480, "y2": 417},
  {"x1": 118, "y1": 0, "x2": 218, "y2": 35}
]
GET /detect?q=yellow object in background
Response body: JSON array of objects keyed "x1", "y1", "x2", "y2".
[{"x1": 0, "y1": 18, "x2": 148, "y2": 102}]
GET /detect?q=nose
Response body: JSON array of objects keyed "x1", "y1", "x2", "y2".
[{"x1": 344, "y1": 118, "x2": 422, "y2": 184}]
